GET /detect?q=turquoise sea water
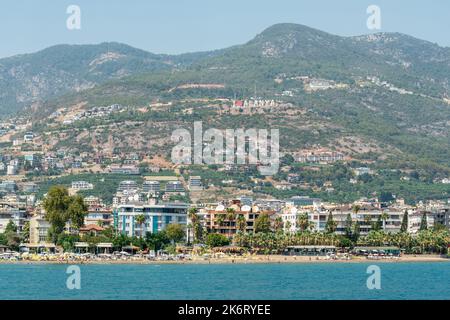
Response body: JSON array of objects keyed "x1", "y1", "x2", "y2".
[{"x1": 0, "y1": 262, "x2": 449, "y2": 300}]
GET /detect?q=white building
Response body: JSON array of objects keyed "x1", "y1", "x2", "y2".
[
  {"x1": 71, "y1": 181, "x2": 94, "y2": 191},
  {"x1": 6, "y1": 164, "x2": 17, "y2": 176}
]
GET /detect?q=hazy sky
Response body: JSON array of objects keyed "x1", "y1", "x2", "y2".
[{"x1": 0, "y1": 0, "x2": 449, "y2": 58}]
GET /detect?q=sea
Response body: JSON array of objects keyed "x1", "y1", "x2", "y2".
[{"x1": 0, "y1": 262, "x2": 449, "y2": 300}]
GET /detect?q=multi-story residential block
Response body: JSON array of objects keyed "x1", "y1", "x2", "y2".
[
  {"x1": 285, "y1": 196, "x2": 321, "y2": 207},
  {"x1": 0, "y1": 180, "x2": 17, "y2": 193},
  {"x1": 84, "y1": 196, "x2": 103, "y2": 206},
  {"x1": 117, "y1": 180, "x2": 139, "y2": 193},
  {"x1": 109, "y1": 165, "x2": 140, "y2": 175},
  {"x1": 280, "y1": 205, "x2": 311, "y2": 233},
  {"x1": 0, "y1": 201, "x2": 29, "y2": 233},
  {"x1": 188, "y1": 176, "x2": 203, "y2": 191},
  {"x1": 84, "y1": 205, "x2": 113, "y2": 227},
  {"x1": 165, "y1": 181, "x2": 185, "y2": 192},
  {"x1": 23, "y1": 132, "x2": 34, "y2": 142},
  {"x1": 408, "y1": 210, "x2": 435, "y2": 233},
  {"x1": 116, "y1": 202, "x2": 188, "y2": 237},
  {"x1": 21, "y1": 182, "x2": 38, "y2": 193},
  {"x1": 201, "y1": 200, "x2": 275, "y2": 238},
  {"x1": 143, "y1": 181, "x2": 160, "y2": 193},
  {"x1": 29, "y1": 211, "x2": 50, "y2": 244},
  {"x1": 297, "y1": 151, "x2": 344, "y2": 164},
  {"x1": 432, "y1": 207, "x2": 450, "y2": 229},
  {"x1": 71, "y1": 181, "x2": 94, "y2": 191},
  {"x1": 6, "y1": 164, "x2": 17, "y2": 175},
  {"x1": 279, "y1": 202, "x2": 435, "y2": 235},
  {"x1": 354, "y1": 167, "x2": 373, "y2": 176}
]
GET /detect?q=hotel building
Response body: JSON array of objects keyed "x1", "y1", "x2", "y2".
[{"x1": 115, "y1": 202, "x2": 188, "y2": 237}]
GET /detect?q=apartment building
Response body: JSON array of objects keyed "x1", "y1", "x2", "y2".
[
  {"x1": 143, "y1": 181, "x2": 161, "y2": 193},
  {"x1": 71, "y1": 181, "x2": 94, "y2": 191},
  {"x1": 188, "y1": 176, "x2": 203, "y2": 191},
  {"x1": 115, "y1": 202, "x2": 188, "y2": 237},
  {"x1": 165, "y1": 181, "x2": 185, "y2": 192},
  {"x1": 84, "y1": 205, "x2": 113, "y2": 227},
  {"x1": 280, "y1": 202, "x2": 435, "y2": 235},
  {"x1": 202, "y1": 201, "x2": 275, "y2": 238},
  {"x1": 0, "y1": 201, "x2": 29, "y2": 233},
  {"x1": 29, "y1": 212, "x2": 50, "y2": 244}
]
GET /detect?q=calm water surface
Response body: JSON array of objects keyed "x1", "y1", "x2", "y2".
[{"x1": 0, "y1": 262, "x2": 449, "y2": 300}]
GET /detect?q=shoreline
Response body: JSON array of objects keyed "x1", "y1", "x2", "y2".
[{"x1": 1, "y1": 255, "x2": 448, "y2": 265}]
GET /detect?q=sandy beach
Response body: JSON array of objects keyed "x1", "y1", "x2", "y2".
[{"x1": 1, "y1": 254, "x2": 448, "y2": 265}]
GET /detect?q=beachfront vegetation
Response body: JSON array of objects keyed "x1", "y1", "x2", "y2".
[
  {"x1": 232, "y1": 229, "x2": 450, "y2": 255},
  {"x1": 205, "y1": 234, "x2": 230, "y2": 248},
  {"x1": 0, "y1": 221, "x2": 23, "y2": 251},
  {"x1": 43, "y1": 186, "x2": 88, "y2": 243}
]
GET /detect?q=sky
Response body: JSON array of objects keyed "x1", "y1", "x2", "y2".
[{"x1": 0, "y1": 0, "x2": 449, "y2": 58}]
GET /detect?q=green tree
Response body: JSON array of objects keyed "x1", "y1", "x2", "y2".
[
  {"x1": 225, "y1": 208, "x2": 237, "y2": 238},
  {"x1": 344, "y1": 213, "x2": 353, "y2": 238},
  {"x1": 352, "y1": 205, "x2": 361, "y2": 215},
  {"x1": 67, "y1": 195, "x2": 88, "y2": 230},
  {"x1": 236, "y1": 215, "x2": 247, "y2": 233},
  {"x1": 165, "y1": 223, "x2": 185, "y2": 244},
  {"x1": 135, "y1": 214, "x2": 146, "y2": 238},
  {"x1": 296, "y1": 213, "x2": 310, "y2": 232},
  {"x1": 372, "y1": 216, "x2": 382, "y2": 231},
  {"x1": 0, "y1": 233, "x2": 7, "y2": 246},
  {"x1": 325, "y1": 212, "x2": 337, "y2": 234},
  {"x1": 145, "y1": 231, "x2": 170, "y2": 251},
  {"x1": 273, "y1": 217, "x2": 284, "y2": 233},
  {"x1": 3, "y1": 221, "x2": 21, "y2": 250},
  {"x1": 43, "y1": 186, "x2": 88, "y2": 243},
  {"x1": 57, "y1": 233, "x2": 80, "y2": 252},
  {"x1": 352, "y1": 221, "x2": 361, "y2": 242},
  {"x1": 400, "y1": 210, "x2": 409, "y2": 233},
  {"x1": 380, "y1": 211, "x2": 389, "y2": 231},
  {"x1": 205, "y1": 233, "x2": 229, "y2": 248},
  {"x1": 21, "y1": 221, "x2": 30, "y2": 243},
  {"x1": 254, "y1": 213, "x2": 271, "y2": 233},
  {"x1": 5, "y1": 220, "x2": 17, "y2": 233},
  {"x1": 43, "y1": 186, "x2": 72, "y2": 243},
  {"x1": 188, "y1": 207, "x2": 202, "y2": 243},
  {"x1": 419, "y1": 212, "x2": 428, "y2": 231}
]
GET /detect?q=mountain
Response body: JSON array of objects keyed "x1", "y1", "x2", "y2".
[
  {"x1": 0, "y1": 23, "x2": 448, "y2": 201},
  {"x1": 0, "y1": 42, "x2": 220, "y2": 116},
  {"x1": 2, "y1": 23, "x2": 450, "y2": 117}
]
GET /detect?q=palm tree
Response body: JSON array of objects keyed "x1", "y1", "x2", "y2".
[
  {"x1": 225, "y1": 208, "x2": 236, "y2": 238},
  {"x1": 236, "y1": 215, "x2": 247, "y2": 234},
  {"x1": 284, "y1": 220, "x2": 292, "y2": 233},
  {"x1": 325, "y1": 211, "x2": 337, "y2": 234},
  {"x1": 273, "y1": 217, "x2": 283, "y2": 233},
  {"x1": 135, "y1": 214, "x2": 146, "y2": 238},
  {"x1": 352, "y1": 204, "x2": 361, "y2": 215},
  {"x1": 296, "y1": 213, "x2": 309, "y2": 232},
  {"x1": 188, "y1": 207, "x2": 200, "y2": 244},
  {"x1": 344, "y1": 213, "x2": 353, "y2": 238},
  {"x1": 364, "y1": 214, "x2": 372, "y2": 227},
  {"x1": 215, "y1": 214, "x2": 225, "y2": 232},
  {"x1": 380, "y1": 211, "x2": 389, "y2": 231}
]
